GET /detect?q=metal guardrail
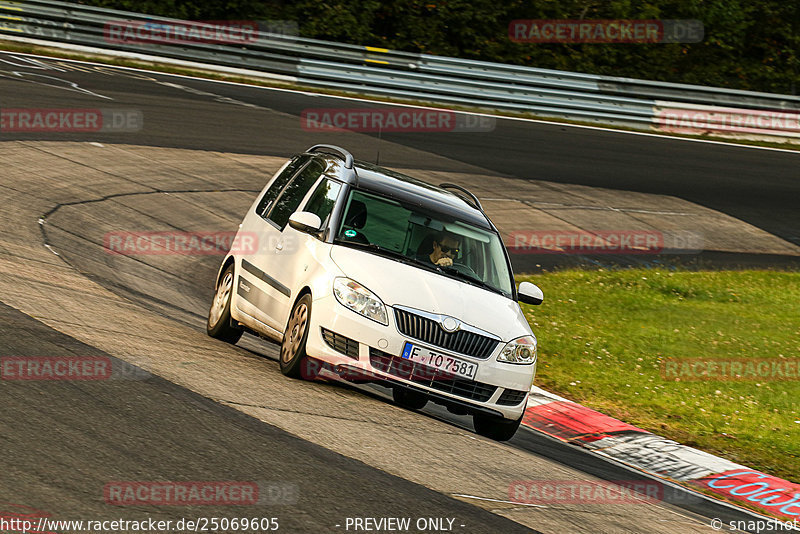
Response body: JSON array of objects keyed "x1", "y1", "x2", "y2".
[{"x1": 1, "y1": 0, "x2": 799, "y2": 139}]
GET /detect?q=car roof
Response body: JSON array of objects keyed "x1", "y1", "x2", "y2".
[{"x1": 307, "y1": 152, "x2": 492, "y2": 230}]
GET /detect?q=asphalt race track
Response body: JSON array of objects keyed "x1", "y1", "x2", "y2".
[
  {"x1": 2, "y1": 52, "x2": 798, "y2": 244},
  {"x1": 0, "y1": 302, "x2": 537, "y2": 533},
  {"x1": 1, "y1": 51, "x2": 797, "y2": 533}
]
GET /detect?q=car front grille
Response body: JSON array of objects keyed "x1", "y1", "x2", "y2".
[
  {"x1": 321, "y1": 328, "x2": 359, "y2": 359},
  {"x1": 393, "y1": 308, "x2": 499, "y2": 359},
  {"x1": 369, "y1": 347, "x2": 497, "y2": 402},
  {"x1": 497, "y1": 388, "x2": 528, "y2": 406}
]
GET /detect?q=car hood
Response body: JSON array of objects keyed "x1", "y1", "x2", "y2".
[{"x1": 330, "y1": 246, "x2": 533, "y2": 342}]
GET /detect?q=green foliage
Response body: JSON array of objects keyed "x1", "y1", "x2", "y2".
[
  {"x1": 70, "y1": 0, "x2": 799, "y2": 93},
  {"x1": 517, "y1": 268, "x2": 800, "y2": 482}
]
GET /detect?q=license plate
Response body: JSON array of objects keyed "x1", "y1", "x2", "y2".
[{"x1": 401, "y1": 342, "x2": 477, "y2": 380}]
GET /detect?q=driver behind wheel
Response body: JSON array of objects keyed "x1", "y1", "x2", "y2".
[{"x1": 416, "y1": 231, "x2": 461, "y2": 267}]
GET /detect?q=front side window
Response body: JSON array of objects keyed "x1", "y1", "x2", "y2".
[
  {"x1": 267, "y1": 158, "x2": 327, "y2": 229},
  {"x1": 255, "y1": 155, "x2": 309, "y2": 218},
  {"x1": 334, "y1": 189, "x2": 513, "y2": 297},
  {"x1": 304, "y1": 178, "x2": 343, "y2": 230}
]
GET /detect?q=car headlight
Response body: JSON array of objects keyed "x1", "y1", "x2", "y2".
[
  {"x1": 333, "y1": 277, "x2": 388, "y2": 325},
  {"x1": 497, "y1": 335, "x2": 537, "y2": 364}
]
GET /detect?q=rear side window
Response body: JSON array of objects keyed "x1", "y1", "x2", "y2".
[
  {"x1": 304, "y1": 178, "x2": 343, "y2": 229},
  {"x1": 255, "y1": 155, "x2": 309, "y2": 217},
  {"x1": 268, "y1": 158, "x2": 327, "y2": 229}
]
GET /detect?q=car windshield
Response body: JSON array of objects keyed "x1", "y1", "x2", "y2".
[{"x1": 333, "y1": 189, "x2": 513, "y2": 297}]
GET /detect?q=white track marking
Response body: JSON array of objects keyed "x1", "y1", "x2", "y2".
[
  {"x1": 452, "y1": 494, "x2": 548, "y2": 508},
  {"x1": 1, "y1": 50, "x2": 798, "y2": 155}
]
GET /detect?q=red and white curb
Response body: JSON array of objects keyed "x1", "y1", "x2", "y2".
[{"x1": 522, "y1": 386, "x2": 800, "y2": 521}]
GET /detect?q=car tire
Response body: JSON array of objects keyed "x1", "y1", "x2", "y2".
[
  {"x1": 207, "y1": 264, "x2": 244, "y2": 344},
  {"x1": 473, "y1": 413, "x2": 523, "y2": 441},
  {"x1": 280, "y1": 293, "x2": 315, "y2": 379},
  {"x1": 392, "y1": 387, "x2": 428, "y2": 411}
]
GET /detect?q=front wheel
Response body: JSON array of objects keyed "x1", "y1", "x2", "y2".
[
  {"x1": 280, "y1": 294, "x2": 315, "y2": 379},
  {"x1": 207, "y1": 264, "x2": 243, "y2": 344},
  {"x1": 473, "y1": 413, "x2": 522, "y2": 441}
]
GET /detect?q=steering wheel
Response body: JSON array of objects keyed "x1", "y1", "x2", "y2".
[{"x1": 447, "y1": 262, "x2": 479, "y2": 278}]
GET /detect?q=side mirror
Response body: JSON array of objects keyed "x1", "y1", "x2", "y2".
[
  {"x1": 518, "y1": 281, "x2": 544, "y2": 305},
  {"x1": 288, "y1": 211, "x2": 322, "y2": 234}
]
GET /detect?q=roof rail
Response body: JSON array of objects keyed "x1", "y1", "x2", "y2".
[
  {"x1": 307, "y1": 144, "x2": 354, "y2": 169},
  {"x1": 439, "y1": 183, "x2": 483, "y2": 211}
]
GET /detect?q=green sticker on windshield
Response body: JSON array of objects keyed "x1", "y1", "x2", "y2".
[{"x1": 344, "y1": 229, "x2": 357, "y2": 237}]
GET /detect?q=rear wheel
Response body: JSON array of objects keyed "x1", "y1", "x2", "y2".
[
  {"x1": 280, "y1": 294, "x2": 316, "y2": 379},
  {"x1": 207, "y1": 264, "x2": 243, "y2": 344},
  {"x1": 392, "y1": 387, "x2": 428, "y2": 411},
  {"x1": 473, "y1": 413, "x2": 522, "y2": 441}
]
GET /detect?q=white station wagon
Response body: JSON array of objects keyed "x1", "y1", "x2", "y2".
[{"x1": 207, "y1": 145, "x2": 544, "y2": 440}]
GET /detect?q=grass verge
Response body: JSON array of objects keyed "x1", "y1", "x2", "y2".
[{"x1": 518, "y1": 268, "x2": 800, "y2": 483}]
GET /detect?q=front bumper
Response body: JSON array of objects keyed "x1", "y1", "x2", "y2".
[{"x1": 305, "y1": 292, "x2": 534, "y2": 420}]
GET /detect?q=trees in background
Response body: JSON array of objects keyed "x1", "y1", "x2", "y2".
[{"x1": 80, "y1": 0, "x2": 799, "y2": 94}]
